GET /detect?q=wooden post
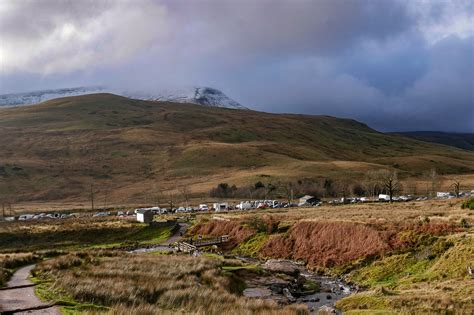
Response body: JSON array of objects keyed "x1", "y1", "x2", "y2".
[{"x1": 90, "y1": 184, "x2": 95, "y2": 211}]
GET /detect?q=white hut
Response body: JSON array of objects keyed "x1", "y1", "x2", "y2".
[{"x1": 136, "y1": 209, "x2": 153, "y2": 223}]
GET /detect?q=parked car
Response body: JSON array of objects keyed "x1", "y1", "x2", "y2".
[
  {"x1": 176, "y1": 207, "x2": 187, "y2": 213},
  {"x1": 93, "y1": 212, "x2": 109, "y2": 217},
  {"x1": 18, "y1": 214, "x2": 34, "y2": 221}
]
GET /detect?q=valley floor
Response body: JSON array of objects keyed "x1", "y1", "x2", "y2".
[{"x1": 0, "y1": 199, "x2": 472, "y2": 314}]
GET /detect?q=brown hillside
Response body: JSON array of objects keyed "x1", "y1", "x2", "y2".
[{"x1": 0, "y1": 93, "x2": 473, "y2": 207}]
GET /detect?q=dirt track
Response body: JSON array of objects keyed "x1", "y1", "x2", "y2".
[{"x1": 0, "y1": 265, "x2": 60, "y2": 314}]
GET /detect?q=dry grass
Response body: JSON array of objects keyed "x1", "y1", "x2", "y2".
[
  {"x1": 260, "y1": 221, "x2": 390, "y2": 267},
  {"x1": 337, "y1": 233, "x2": 474, "y2": 313},
  {"x1": 34, "y1": 251, "x2": 308, "y2": 314},
  {"x1": 0, "y1": 217, "x2": 173, "y2": 252},
  {"x1": 190, "y1": 199, "x2": 469, "y2": 269},
  {"x1": 0, "y1": 252, "x2": 38, "y2": 286},
  {"x1": 213, "y1": 199, "x2": 473, "y2": 226}
]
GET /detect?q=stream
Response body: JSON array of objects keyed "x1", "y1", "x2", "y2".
[
  {"x1": 131, "y1": 243, "x2": 356, "y2": 314},
  {"x1": 239, "y1": 258, "x2": 356, "y2": 314}
]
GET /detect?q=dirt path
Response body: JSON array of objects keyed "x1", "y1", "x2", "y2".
[
  {"x1": 162, "y1": 223, "x2": 189, "y2": 245},
  {"x1": 132, "y1": 222, "x2": 190, "y2": 253},
  {"x1": 0, "y1": 265, "x2": 61, "y2": 314}
]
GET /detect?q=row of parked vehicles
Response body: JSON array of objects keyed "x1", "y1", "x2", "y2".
[
  {"x1": 15, "y1": 212, "x2": 72, "y2": 221},
  {"x1": 134, "y1": 200, "x2": 286, "y2": 214}
]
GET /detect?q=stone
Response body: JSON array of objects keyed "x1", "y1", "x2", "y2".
[
  {"x1": 282, "y1": 288, "x2": 296, "y2": 302},
  {"x1": 263, "y1": 259, "x2": 300, "y2": 276},
  {"x1": 318, "y1": 305, "x2": 337, "y2": 314}
]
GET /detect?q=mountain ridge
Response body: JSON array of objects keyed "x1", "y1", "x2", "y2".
[
  {"x1": 393, "y1": 131, "x2": 474, "y2": 151},
  {"x1": 0, "y1": 86, "x2": 246, "y2": 110},
  {"x1": 0, "y1": 93, "x2": 473, "y2": 204}
]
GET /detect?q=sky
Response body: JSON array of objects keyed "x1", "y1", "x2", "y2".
[{"x1": 0, "y1": 0, "x2": 473, "y2": 132}]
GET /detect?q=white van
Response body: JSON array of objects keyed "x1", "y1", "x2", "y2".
[
  {"x1": 213, "y1": 203, "x2": 229, "y2": 212},
  {"x1": 199, "y1": 204, "x2": 209, "y2": 211}
]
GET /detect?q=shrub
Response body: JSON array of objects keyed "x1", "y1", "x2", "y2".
[
  {"x1": 461, "y1": 198, "x2": 474, "y2": 210},
  {"x1": 260, "y1": 221, "x2": 390, "y2": 268}
]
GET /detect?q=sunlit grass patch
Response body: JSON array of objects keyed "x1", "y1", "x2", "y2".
[{"x1": 33, "y1": 251, "x2": 308, "y2": 314}]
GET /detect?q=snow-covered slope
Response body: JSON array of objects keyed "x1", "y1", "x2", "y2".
[
  {"x1": 0, "y1": 86, "x2": 247, "y2": 110},
  {"x1": 0, "y1": 87, "x2": 106, "y2": 107}
]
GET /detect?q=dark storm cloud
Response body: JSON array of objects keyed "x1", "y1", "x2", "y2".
[{"x1": 0, "y1": 0, "x2": 472, "y2": 132}]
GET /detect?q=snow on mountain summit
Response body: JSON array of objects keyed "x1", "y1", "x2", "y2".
[
  {"x1": 0, "y1": 86, "x2": 247, "y2": 110},
  {"x1": 133, "y1": 87, "x2": 247, "y2": 109}
]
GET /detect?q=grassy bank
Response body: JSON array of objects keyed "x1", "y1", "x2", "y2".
[
  {"x1": 33, "y1": 251, "x2": 308, "y2": 314},
  {"x1": 336, "y1": 233, "x2": 474, "y2": 313},
  {"x1": 188, "y1": 200, "x2": 474, "y2": 313}
]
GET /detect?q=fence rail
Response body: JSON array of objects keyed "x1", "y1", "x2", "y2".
[{"x1": 177, "y1": 235, "x2": 229, "y2": 253}]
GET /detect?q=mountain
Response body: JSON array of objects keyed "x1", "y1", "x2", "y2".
[
  {"x1": 393, "y1": 131, "x2": 474, "y2": 151},
  {"x1": 0, "y1": 93, "x2": 473, "y2": 204},
  {"x1": 0, "y1": 87, "x2": 105, "y2": 107},
  {"x1": 0, "y1": 86, "x2": 246, "y2": 110},
  {"x1": 126, "y1": 87, "x2": 247, "y2": 109}
]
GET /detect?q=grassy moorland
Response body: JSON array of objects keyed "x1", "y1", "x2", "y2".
[
  {"x1": 32, "y1": 251, "x2": 307, "y2": 314},
  {"x1": 1, "y1": 93, "x2": 473, "y2": 209},
  {"x1": 1, "y1": 199, "x2": 473, "y2": 313},
  {"x1": 0, "y1": 217, "x2": 175, "y2": 253},
  {"x1": 189, "y1": 199, "x2": 474, "y2": 313}
]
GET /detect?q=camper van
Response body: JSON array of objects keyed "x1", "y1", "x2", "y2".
[
  {"x1": 238, "y1": 201, "x2": 252, "y2": 210},
  {"x1": 213, "y1": 203, "x2": 229, "y2": 212}
]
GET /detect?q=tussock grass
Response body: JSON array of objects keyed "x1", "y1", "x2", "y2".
[
  {"x1": 260, "y1": 221, "x2": 390, "y2": 268},
  {"x1": 0, "y1": 252, "x2": 39, "y2": 286},
  {"x1": 34, "y1": 251, "x2": 308, "y2": 314},
  {"x1": 0, "y1": 217, "x2": 173, "y2": 252},
  {"x1": 337, "y1": 233, "x2": 474, "y2": 313}
]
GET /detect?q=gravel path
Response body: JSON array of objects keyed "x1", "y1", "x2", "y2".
[
  {"x1": 162, "y1": 223, "x2": 190, "y2": 245},
  {"x1": 0, "y1": 265, "x2": 61, "y2": 314}
]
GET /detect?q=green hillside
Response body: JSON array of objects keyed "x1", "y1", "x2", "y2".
[{"x1": 0, "y1": 93, "x2": 473, "y2": 205}]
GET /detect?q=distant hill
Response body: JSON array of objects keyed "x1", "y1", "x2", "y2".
[
  {"x1": 394, "y1": 131, "x2": 474, "y2": 151},
  {"x1": 0, "y1": 93, "x2": 473, "y2": 204},
  {"x1": 0, "y1": 86, "x2": 246, "y2": 110}
]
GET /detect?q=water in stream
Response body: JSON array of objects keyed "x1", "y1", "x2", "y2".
[{"x1": 240, "y1": 259, "x2": 356, "y2": 314}]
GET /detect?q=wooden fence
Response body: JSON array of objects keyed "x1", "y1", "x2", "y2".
[{"x1": 177, "y1": 235, "x2": 229, "y2": 253}]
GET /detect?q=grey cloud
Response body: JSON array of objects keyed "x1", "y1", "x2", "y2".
[{"x1": 0, "y1": 0, "x2": 472, "y2": 132}]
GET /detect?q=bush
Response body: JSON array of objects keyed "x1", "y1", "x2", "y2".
[{"x1": 461, "y1": 198, "x2": 474, "y2": 210}]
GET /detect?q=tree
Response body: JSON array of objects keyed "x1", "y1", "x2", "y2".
[
  {"x1": 427, "y1": 168, "x2": 439, "y2": 197},
  {"x1": 90, "y1": 183, "x2": 95, "y2": 211},
  {"x1": 265, "y1": 183, "x2": 277, "y2": 199},
  {"x1": 381, "y1": 171, "x2": 400, "y2": 203},
  {"x1": 452, "y1": 180, "x2": 461, "y2": 197},
  {"x1": 152, "y1": 184, "x2": 164, "y2": 207},
  {"x1": 209, "y1": 183, "x2": 238, "y2": 198},
  {"x1": 323, "y1": 178, "x2": 333, "y2": 197},
  {"x1": 363, "y1": 170, "x2": 385, "y2": 198},
  {"x1": 168, "y1": 191, "x2": 175, "y2": 210},
  {"x1": 352, "y1": 184, "x2": 366, "y2": 197},
  {"x1": 334, "y1": 179, "x2": 350, "y2": 199},
  {"x1": 179, "y1": 185, "x2": 190, "y2": 207},
  {"x1": 281, "y1": 181, "x2": 295, "y2": 204}
]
